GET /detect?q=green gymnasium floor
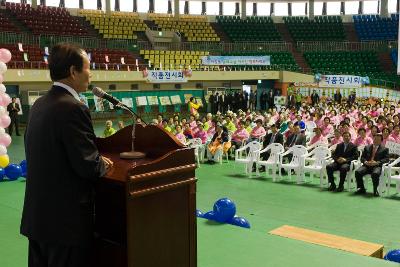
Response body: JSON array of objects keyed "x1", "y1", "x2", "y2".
[{"x1": 1, "y1": 126, "x2": 400, "y2": 266}]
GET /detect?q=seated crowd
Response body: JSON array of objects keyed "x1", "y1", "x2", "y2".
[{"x1": 152, "y1": 95, "x2": 400, "y2": 197}]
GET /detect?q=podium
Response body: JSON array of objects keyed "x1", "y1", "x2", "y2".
[{"x1": 94, "y1": 124, "x2": 197, "y2": 267}]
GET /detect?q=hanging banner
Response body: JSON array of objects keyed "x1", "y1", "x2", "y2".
[
  {"x1": 318, "y1": 75, "x2": 362, "y2": 88},
  {"x1": 201, "y1": 56, "x2": 270, "y2": 66},
  {"x1": 146, "y1": 70, "x2": 187, "y2": 83}
]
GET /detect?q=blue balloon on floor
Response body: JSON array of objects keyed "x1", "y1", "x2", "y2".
[
  {"x1": 213, "y1": 198, "x2": 236, "y2": 223},
  {"x1": 196, "y1": 209, "x2": 204, "y2": 218},
  {"x1": 202, "y1": 211, "x2": 216, "y2": 220},
  {"x1": 228, "y1": 216, "x2": 251, "y2": 229},
  {"x1": 20, "y1": 160, "x2": 27, "y2": 178},
  {"x1": 5, "y1": 164, "x2": 22, "y2": 181},
  {"x1": 384, "y1": 250, "x2": 400, "y2": 263},
  {"x1": 0, "y1": 168, "x2": 4, "y2": 181}
]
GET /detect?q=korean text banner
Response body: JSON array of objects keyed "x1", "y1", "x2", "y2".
[
  {"x1": 201, "y1": 56, "x2": 270, "y2": 66},
  {"x1": 147, "y1": 70, "x2": 187, "y2": 83},
  {"x1": 319, "y1": 75, "x2": 362, "y2": 88}
]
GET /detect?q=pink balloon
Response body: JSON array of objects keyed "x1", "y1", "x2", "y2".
[
  {"x1": 1, "y1": 94, "x2": 11, "y2": 106},
  {"x1": 0, "y1": 133, "x2": 11, "y2": 147},
  {"x1": 0, "y1": 49, "x2": 12, "y2": 64},
  {"x1": 0, "y1": 115, "x2": 10, "y2": 128}
]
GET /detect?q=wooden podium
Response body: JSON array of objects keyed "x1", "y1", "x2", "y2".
[{"x1": 93, "y1": 124, "x2": 197, "y2": 267}]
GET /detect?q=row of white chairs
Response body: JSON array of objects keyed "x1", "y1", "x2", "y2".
[{"x1": 234, "y1": 141, "x2": 400, "y2": 198}]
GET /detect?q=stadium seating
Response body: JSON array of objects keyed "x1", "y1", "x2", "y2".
[
  {"x1": 223, "y1": 51, "x2": 298, "y2": 71},
  {"x1": 149, "y1": 14, "x2": 220, "y2": 42},
  {"x1": 216, "y1": 16, "x2": 282, "y2": 42},
  {"x1": 284, "y1": 16, "x2": 345, "y2": 42},
  {"x1": 6, "y1": 3, "x2": 87, "y2": 36},
  {"x1": 79, "y1": 10, "x2": 147, "y2": 40},
  {"x1": 139, "y1": 49, "x2": 210, "y2": 70},
  {"x1": 0, "y1": 43, "x2": 46, "y2": 69},
  {"x1": 0, "y1": 11, "x2": 20, "y2": 32},
  {"x1": 353, "y1": 14, "x2": 398, "y2": 41}
]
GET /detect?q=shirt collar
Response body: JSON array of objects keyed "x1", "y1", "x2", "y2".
[{"x1": 53, "y1": 82, "x2": 80, "y2": 101}]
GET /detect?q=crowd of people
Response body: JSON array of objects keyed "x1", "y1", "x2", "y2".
[{"x1": 153, "y1": 91, "x2": 400, "y2": 197}]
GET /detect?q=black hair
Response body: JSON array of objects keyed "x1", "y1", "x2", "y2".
[{"x1": 49, "y1": 43, "x2": 85, "y2": 81}]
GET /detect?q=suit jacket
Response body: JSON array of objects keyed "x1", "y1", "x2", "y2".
[
  {"x1": 334, "y1": 93, "x2": 342, "y2": 103},
  {"x1": 285, "y1": 133, "x2": 306, "y2": 147},
  {"x1": 263, "y1": 132, "x2": 284, "y2": 147},
  {"x1": 360, "y1": 144, "x2": 389, "y2": 167},
  {"x1": 332, "y1": 142, "x2": 358, "y2": 164},
  {"x1": 7, "y1": 102, "x2": 20, "y2": 119},
  {"x1": 21, "y1": 85, "x2": 106, "y2": 247}
]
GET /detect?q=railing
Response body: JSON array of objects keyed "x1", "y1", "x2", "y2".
[
  {"x1": 0, "y1": 31, "x2": 39, "y2": 45},
  {"x1": 297, "y1": 41, "x2": 398, "y2": 52},
  {"x1": 38, "y1": 35, "x2": 138, "y2": 49}
]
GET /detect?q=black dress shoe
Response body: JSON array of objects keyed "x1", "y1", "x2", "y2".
[
  {"x1": 373, "y1": 191, "x2": 380, "y2": 197},
  {"x1": 336, "y1": 186, "x2": 344, "y2": 192},
  {"x1": 355, "y1": 188, "x2": 366, "y2": 195},
  {"x1": 328, "y1": 184, "x2": 336, "y2": 191},
  {"x1": 259, "y1": 167, "x2": 266, "y2": 172}
]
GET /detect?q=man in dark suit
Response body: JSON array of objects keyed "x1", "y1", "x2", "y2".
[
  {"x1": 326, "y1": 132, "x2": 358, "y2": 192},
  {"x1": 267, "y1": 89, "x2": 275, "y2": 109},
  {"x1": 355, "y1": 134, "x2": 389, "y2": 196},
  {"x1": 285, "y1": 125, "x2": 306, "y2": 149},
  {"x1": 7, "y1": 97, "x2": 21, "y2": 136},
  {"x1": 348, "y1": 91, "x2": 356, "y2": 105},
  {"x1": 208, "y1": 92, "x2": 215, "y2": 114},
  {"x1": 287, "y1": 92, "x2": 296, "y2": 109},
  {"x1": 21, "y1": 43, "x2": 114, "y2": 267},
  {"x1": 333, "y1": 89, "x2": 342, "y2": 103},
  {"x1": 260, "y1": 91, "x2": 267, "y2": 110},
  {"x1": 261, "y1": 123, "x2": 284, "y2": 161},
  {"x1": 311, "y1": 90, "x2": 320, "y2": 106}
]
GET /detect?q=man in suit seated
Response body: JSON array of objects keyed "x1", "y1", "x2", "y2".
[
  {"x1": 258, "y1": 124, "x2": 284, "y2": 172},
  {"x1": 326, "y1": 132, "x2": 358, "y2": 192},
  {"x1": 355, "y1": 133, "x2": 389, "y2": 196},
  {"x1": 285, "y1": 125, "x2": 306, "y2": 149}
]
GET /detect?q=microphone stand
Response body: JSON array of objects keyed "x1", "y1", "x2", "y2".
[{"x1": 115, "y1": 103, "x2": 146, "y2": 159}]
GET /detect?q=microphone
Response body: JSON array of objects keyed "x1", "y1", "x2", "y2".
[{"x1": 92, "y1": 87, "x2": 122, "y2": 106}]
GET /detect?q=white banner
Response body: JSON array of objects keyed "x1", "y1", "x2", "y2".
[
  {"x1": 201, "y1": 56, "x2": 270, "y2": 66},
  {"x1": 147, "y1": 70, "x2": 187, "y2": 83},
  {"x1": 319, "y1": 75, "x2": 362, "y2": 88}
]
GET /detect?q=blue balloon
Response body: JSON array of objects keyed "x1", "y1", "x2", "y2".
[
  {"x1": 20, "y1": 160, "x2": 27, "y2": 178},
  {"x1": 202, "y1": 211, "x2": 216, "y2": 220},
  {"x1": 196, "y1": 209, "x2": 204, "y2": 218},
  {"x1": 0, "y1": 168, "x2": 4, "y2": 181},
  {"x1": 385, "y1": 250, "x2": 400, "y2": 263},
  {"x1": 5, "y1": 164, "x2": 22, "y2": 181},
  {"x1": 213, "y1": 198, "x2": 236, "y2": 223},
  {"x1": 228, "y1": 216, "x2": 251, "y2": 228}
]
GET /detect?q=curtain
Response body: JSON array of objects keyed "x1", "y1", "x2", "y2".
[
  {"x1": 253, "y1": 2, "x2": 257, "y2": 16},
  {"x1": 202, "y1": 1, "x2": 206, "y2": 15},
  {"x1": 133, "y1": 0, "x2": 137, "y2": 12},
  {"x1": 288, "y1": 3, "x2": 292, "y2": 16},
  {"x1": 322, "y1": 2, "x2": 327, "y2": 15},
  {"x1": 270, "y1": 2, "x2": 274, "y2": 15},
  {"x1": 79, "y1": 0, "x2": 83, "y2": 9},
  {"x1": 114, "y1": 0, "x2": 120, "y2": 11},
  {"x1": 168, "y1": 0, "x2": 172, "y2": 14},
  {"x1": 59, "y1": 0, "x2": 64, "y2": 7},
  {"x1": 340, "y1": 1, "x2": 345, "y2": 14},
  {"x1": 149, "y1": 0, "x2": 154, "y2": 12},
  {"x1": 305, "y1": 2, "x2": 308, "y2": 15},
  {"x1": 358, "y1": 1, "x2": 363, "y2": 14},
  {"x1": 97, "y1": 0, "x2": 102, "y2": 10},
  {"x1": 219, "y1": 2, "x2": 223, "y2": 15},
  {"x1": 235, "y1": 2, "x2": 240, "y2": 15},
  {"x1": 184, "y1": 0, "x2": 189, "y2": 14}
]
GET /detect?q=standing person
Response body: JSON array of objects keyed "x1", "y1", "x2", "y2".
[
  {"x1": 7, "y1": 97, "x2": 21, "y2": 136},
  {"x1": 21, "y1": 43, "x2": 114, "y2": 267},
  {"x1": 287, "y1": 92, "x2": 295, "y2": 109},
  {"x1": 311, "y1": 90, "x2": 320, "y2": 106},
  {"x1": 208, "y1": 91, "x2": 215, "y2": 114},
  {"x1": 334, "y1": 89, "x2": 342, "y2": 103},
  {"x1": 260, "y1": 90, "x2": 267, "y2": 111},
  {"x1": 267, "y1": 89, "x2": 275, "y2": 109},
  {"x1": 249, "y1": 90, "x2": 256, "y2": 111},
  {"x1": 295, "y1": 90, "x2": 302, "y2": 110},
  {"x1": 348, "y1": 91, "x2": 356, "y2": 105}
]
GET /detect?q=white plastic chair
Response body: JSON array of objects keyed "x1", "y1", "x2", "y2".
[
  {"x1": 348, "y1": 145, "x2": 365, "y2": 191},
  {"x1": 255, "y1": 143, "x2": 284, "y2": 181},
  {"x1": 187, "y1": 138, "x2": 204, "y2": 166},
  {"x1": 235, "y1": 141, "x2": 262, "y2": 177},
  {"x1": 305, "y1": 121, "x2": 317, "y2": 139},
  {"x1": 303, "y1": 146, "x2": 331, "y2": 186},
  {"x1": 379, "y1": 141, "x2": 400, "y2": 196},
  {"x1": 279, "y1": 145, "x2": 308, "y2": 183}
]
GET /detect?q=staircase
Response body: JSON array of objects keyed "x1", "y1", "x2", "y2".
[
  {"x1": 343, "y1": 23, "x2": 359, "y2": 43},
  {"x1": 292, "y1": 50, "x2": 311, "y2": 73},
  {"x1": 210, "y1": 22, "x2": 230, "y2": 42},
  {"x1": 76, "y1": 16, "x2": 99, "y2": 37},
  {"x1": 144, "y1": 20, "x2": 159, "y2": 30},
  {"x1": 0, "y1": 9, "x2": 30, "y2": 33},
  {"x1": 275, "y1": 23, "x2": 294, "y2": 45},
  {"x1": 378, "y1": 52, "x2": 396, "y2": 73}
]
